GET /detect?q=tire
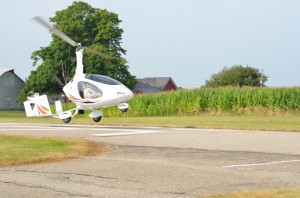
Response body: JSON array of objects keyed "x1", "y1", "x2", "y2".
[
  {"x1": 93, "y1": 116, "x2": 102, "y2": 122},
  {"x1": 120, "y1": 108, "x2": 128, "y2": 113},
  {"x1": 62, "y1": 117, "x2": 72, "y2": 123}
]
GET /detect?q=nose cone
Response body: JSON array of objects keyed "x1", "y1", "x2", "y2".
[
  {"x1": 117, "y1": 86, "x2": 133, "y2": 103},
  {"x1": 124, "y1": 87, "x2": 134, "y2": 101}
]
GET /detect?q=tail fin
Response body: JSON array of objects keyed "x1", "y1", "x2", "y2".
[
  {"x1": 55, "y1": 100, "x2": 63, "y2": 115},
  {"x1": 24, "y1": 95, "x2": 52, "y2": 117}
]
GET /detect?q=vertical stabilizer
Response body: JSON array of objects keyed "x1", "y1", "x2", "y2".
[
  {"x1": 55, "y1": 100, "x2": 63, "y2": 115},
  {"x1": 24, "y1": 101, "x2": 34, "y2": 117}
]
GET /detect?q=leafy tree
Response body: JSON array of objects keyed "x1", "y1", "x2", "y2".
[
  {"x1": 18, "y1": 1, "x2": 136, "y2": 102},
  {"x1": 204, "y1": 65, "x2": 268, "y2": 87}
]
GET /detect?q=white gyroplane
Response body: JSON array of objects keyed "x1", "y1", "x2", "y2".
[{"x1": 24, "y1": 16, "x2": 133, "y2": 123}]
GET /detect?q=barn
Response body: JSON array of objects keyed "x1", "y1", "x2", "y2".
[
  {"x1": 0, "y1": 68, "x2": 24, "y2": 110},
  {"x1": 133, "y1": 77, "x2": 177, "y2": 94}
]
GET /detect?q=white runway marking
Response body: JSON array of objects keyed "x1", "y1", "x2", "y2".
[
  {"x1": 0, "y1": 123, "x2": 166, "y2": 137},
  {"x1": 92, "y1": 130, "x2": 165, "y2": 137},
  {"x1": 0, "y1": 124, "x2": 73, "y2": 131},
  {"x1": 223, "y1": 159, "x2": 300, "y2": 168},
  {"x1": 0, "y1": 127, "x2": 70, "y2": 131}
]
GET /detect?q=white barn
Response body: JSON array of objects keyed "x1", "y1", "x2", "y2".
[{"x1": 0, "y1": 68, "x2": 24, "y2": 110}]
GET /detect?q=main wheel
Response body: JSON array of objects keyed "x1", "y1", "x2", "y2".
[
  {"x1": 93, "y1": 116, "x2": 102, "y2": 122},
  {"x1": 62, "y1": 117, "x2": 72, "y2": 123},
  {"x1": 120, "y1": 108, "x2": 128, "y2": 113}
]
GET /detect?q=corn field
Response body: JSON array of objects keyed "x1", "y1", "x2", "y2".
[{"x1": 101, "y1": 87, "x2": 300, "y2": 117}]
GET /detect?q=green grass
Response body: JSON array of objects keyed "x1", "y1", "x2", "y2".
[
  {"x1": 100, "y1": 87, "x2": 300, "y2": 117},
  {"x1": 0, "y1": 134, "x2": 105, "y2": 167},
  {"x1": 101, "y1": 115, "x2": 300, "y2": 132},
  {"x1": 202, "y1": 189, "x2": 300, "y2": 198},
  {"x1": 43, "y1": 87, "x2": 300, "y2": 118},
  {"x1": 0, "y1": 111, "x2": 26, "y2": 118},
  {"x1": 1, "y1": 111, "x2": 300, "y2": 132}
]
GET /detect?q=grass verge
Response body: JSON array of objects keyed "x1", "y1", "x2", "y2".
[
  {"x1": 1, "y1": 111, "x2": 300, "y2": 132},
  {"x1": 202, "y1": 189, "x2": 300, "y2": 198},
  {"x1": 101, "y1": 115, "x2": 300, "y2": 132},
  {"x1": 0, "y1": 134, "x2": 105, "y2": 167}
]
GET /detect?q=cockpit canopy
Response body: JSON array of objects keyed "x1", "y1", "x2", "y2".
[
  {"x1": 85, "y1": 74, "x2": 122, "y2": 85},
  {"x1": 78, "y1": 81, "x2": 103, "y2": 99}
]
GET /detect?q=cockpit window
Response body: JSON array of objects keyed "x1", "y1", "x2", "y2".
[
  {"x1": 85, "y1": 74, "x2": 122, "y2": 85},
  {"x1": 78, "y1": 81, "x2": 103, "y2": 99}
]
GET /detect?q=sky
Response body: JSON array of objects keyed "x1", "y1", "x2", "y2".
[{"x1": 1, "y1": 0, "x2": 300, "y2": 88}]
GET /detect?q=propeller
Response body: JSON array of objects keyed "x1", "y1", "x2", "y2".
[{"x1": 32, "y1": 16, "x2": 113, "y2": 60}]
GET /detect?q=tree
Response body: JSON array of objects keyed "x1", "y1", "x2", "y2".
[
  {"x1": 204, "y1": 65, "x2": 268, "y2": 87},
  {"x1": 18, "y1": 1, "x2": 136, "y2": 102}
]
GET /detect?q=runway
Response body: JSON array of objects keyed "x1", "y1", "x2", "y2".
[{"x1": 0, "y1": 122, "x2": 300, "y2": 197}]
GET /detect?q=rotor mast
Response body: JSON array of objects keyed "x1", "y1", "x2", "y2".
[{"x1": 75, "y1": 45, "x2": 84, "y2": 76}]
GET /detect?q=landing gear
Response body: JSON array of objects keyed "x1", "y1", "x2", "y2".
[
  {"x1": 118, "y1": 103, "x2": 129, "y2": 113},
  {"x1": 92, "y1": 116, "x2": 102, "y2": 122},
  {"x1": 55, "y1": 111, "x2": 73, "y2": 123},
  {"x1": 89, "y1": 110, "x2": 103, "y2": 123},
  {"x1": 63, "y1": 117, "x2": 72, "y2": 123},
  {"x1": 57, "y1": 109, "x2": 103, "y2": 123},
  {"x1": 120, "y1": 108, "x2": 128, "y2": 113}
]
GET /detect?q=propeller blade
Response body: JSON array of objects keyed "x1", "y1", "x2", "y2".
[
  {"x1": 32, "y1": 16, "x2": 79, "y2": 47},
  {"x1": 82, "y1": 46, "x2": 113, "y2": 60}
]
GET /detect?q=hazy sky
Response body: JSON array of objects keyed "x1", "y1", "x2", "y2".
[{"x1": 1, "y1": 0, "x2": 300, "y2": 88}]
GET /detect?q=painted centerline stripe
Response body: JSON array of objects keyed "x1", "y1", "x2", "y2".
[
  {"x1": 92, "y1": 130, "x2": 165, "y2": 137},
  {"x1": 223, "y1": 159, "x2": 300, "y2": 168}
]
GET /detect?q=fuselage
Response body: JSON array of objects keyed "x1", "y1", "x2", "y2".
[{"x1": 63, "y1": 74, "x2": 133, "y2": 109}]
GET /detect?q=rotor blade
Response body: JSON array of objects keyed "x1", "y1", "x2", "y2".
[
  {"x1": 52, "y1": 74, "x2": 65, "y2": 87},
  {"x1": 33, "y1": 16, "x2": 79, "y2": 47},
  {"x1": 83, "y1": 46, "x2": 113, "y2": 60}
]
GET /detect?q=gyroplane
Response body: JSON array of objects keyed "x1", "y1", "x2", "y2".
[{"x1": 24, "y1": 16, "x2": 133, "y2": 123}]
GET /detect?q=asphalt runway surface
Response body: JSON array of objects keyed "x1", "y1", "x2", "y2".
[{"x1": 0, "y1": 123, "x2": 300, "y2": 198}]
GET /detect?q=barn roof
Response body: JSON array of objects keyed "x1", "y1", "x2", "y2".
[
  {"x1": 0, "y1": 68, "x2": 24, "y2": 83},
  {"x1": 135, "y1": 77, "x2": 177, "y2": 93},
  {"x1": 0, "y1": 68, "x2": 14, "y2": 77}
]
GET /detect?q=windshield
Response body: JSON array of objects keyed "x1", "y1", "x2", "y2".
[{"x1": 85, "y1": 74, "x2": 122, "y2": 85}]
